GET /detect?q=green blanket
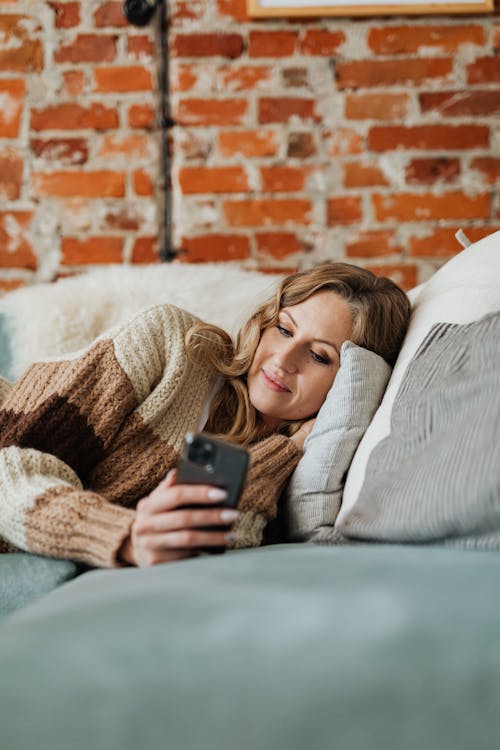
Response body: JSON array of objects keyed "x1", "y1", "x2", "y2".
[{"x1": 0, "y1": 544, "x2": 499, "y2": 750}]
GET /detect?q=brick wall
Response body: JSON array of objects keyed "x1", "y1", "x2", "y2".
[{"x1": 0, "y1": 0, "x2": 498, "y2": 292}]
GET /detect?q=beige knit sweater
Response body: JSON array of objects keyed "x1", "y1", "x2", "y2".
[{"x1": 0, "y1": 304, "x2": 301, "y2": 568}]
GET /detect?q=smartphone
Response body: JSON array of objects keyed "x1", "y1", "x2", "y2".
[{"x1": 176, "y1": 432, "x2": 249, "y2": 509}]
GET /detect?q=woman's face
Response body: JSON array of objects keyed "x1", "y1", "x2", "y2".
[{"x1": 247, "y1": 290, "x2": 354, "y2": 427}]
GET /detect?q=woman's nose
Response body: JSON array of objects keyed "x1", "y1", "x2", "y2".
[{"x1": 274, "y1": 342, "x2": 299, "y2": 373}]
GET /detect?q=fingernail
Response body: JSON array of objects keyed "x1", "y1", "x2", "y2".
[
  {"x1": 208, "y1": 488, "x2": 228, "y2": 501},
  {"x1": 220, "y1": 509, "x2": 239, "y2": 522}
]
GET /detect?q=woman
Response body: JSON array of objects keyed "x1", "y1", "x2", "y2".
[{"x1": 0, "y1": 263, "x2": 410, "y2": 568}]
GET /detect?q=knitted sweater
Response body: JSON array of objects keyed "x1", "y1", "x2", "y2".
[{"x1": 0, "y1": 304, "x2": 301, "y2": 568}]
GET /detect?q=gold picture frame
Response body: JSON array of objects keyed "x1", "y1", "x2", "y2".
[{"x1": 247, "y1": 0, "x2": 494, "y2": 16}]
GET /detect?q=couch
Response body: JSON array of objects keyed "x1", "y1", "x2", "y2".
[{"x1": 0, "y1": 232, "x2": 499, "y2": 750}]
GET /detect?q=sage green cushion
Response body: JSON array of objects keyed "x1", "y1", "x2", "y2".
[
  {"x1": 0, "y1": 545, "x2": 499, "y2": 750},
  {"x1": 0, "y1": 552, "x2": 78, "y2": 618}
]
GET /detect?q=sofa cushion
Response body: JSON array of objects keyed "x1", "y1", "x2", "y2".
[
  {"x1": 0, "y1": 552, "x2": 78, "y2": 618},
  {"x1": 339, "y1": 230, "x2": 500, "y2": 531},
  {"x1": 0, "y1": 545, "x2": 499, "y2": 750},
  {"x1": 285, "y1": 341, "x2": 391, "y2": 540}
]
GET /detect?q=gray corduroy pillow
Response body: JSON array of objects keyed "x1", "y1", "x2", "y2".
[
  {"x1": 336, "y1": 313, "x2": 500, "y2": 548},
  {"x1": 284, "y1": 341, "x2": 391, "y2": 541}
]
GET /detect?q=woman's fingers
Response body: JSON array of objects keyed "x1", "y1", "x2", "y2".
[
  {"x1": 139, "y1": 482, "x2": 228, "y2": 514},
  {"x1": 135, "y1": 507, "x2": 239, "y2": 535},
  {"x1": 135, "y1": 528, "x2": 235, "y2": 552}
]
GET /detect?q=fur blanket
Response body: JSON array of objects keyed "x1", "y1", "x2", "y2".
[{"x1": 0, "y1": 263, "x2": 283, "y2": 380}]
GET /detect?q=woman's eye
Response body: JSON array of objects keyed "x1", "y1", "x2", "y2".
[
  {"x1": 311, "y1": 351, "x2": 330, "y2": 365},
  {"x1": 276, "y1": 324, "x2": 292, "y2": 337}
]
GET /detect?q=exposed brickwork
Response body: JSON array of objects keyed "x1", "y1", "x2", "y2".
[{"x1": 0, "y1": 0, "x2": 498, "y2": 289}]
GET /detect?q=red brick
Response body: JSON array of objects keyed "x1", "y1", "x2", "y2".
[
  {"x1": 217, "y1": 0, "x2": 249, "y2": 22},
  {"x1": 55, "y1": 34, "x2": 117, "y2": 63},
  {"x1": 366, "y1": 264, "x2": 417, "y2": 291},
  {"x1": 31, "y1": 103, "x2": 118, "y2": 131},
  {"x1": 0, "y1": 147, "x2": 22, "y2": 200},
  {"x1": 133, "y1": 169, "x2": 154, "y2": 196},
  {"x1": 173, "y1": 64, "x2": 199, "y2": 92},
  {"x1": 346, "y1": 230, "x2": 401, "y2": 258},
  {"x1": 176, "y1": 131, "x2": 211, "y2": 160},
  {"x1": 494, "y1": 24, "x2": 500, "y2": 51},
  {"x1": 282, "y1": 68, "x2": 308, "y2": 88},
  {"x1": 179, "y1": 166, "x2": 248, "y2": 194},
  {"x1": 61, "y1": 70, "x2": 86, "y2": 96},
  {"x1": 300, "y1": 30, "x2": 345, "y2": 56},
  {"x1": 287, "y1": 132, "x2": 316, "y2": 158},
  {"x1": 409, "y1": 226, "x2": 500, "y2": 256},
  {"x1": 93, "y1": 66, "x2": 153, "y2": 92},
  {"x1": 368, "y1": 125, "x2": 489, "y2": 151},
  {"x1": 32, "y1": 171, "x2": 125, "y2": 198},
  {"x1": 0, "y1": 79, "x2": 25, "y2": 137},
  {"x1": 256, "y1": 232, "x2": 303, "y2": 259},
  {"x1": 0, "y1": 211, "x2": 37, "y2": 270},
  {"x1": 368, "y1": 25, "x2": 485, "y2": 54},
  {"x1": 345, "y1": 92, "x2": 409, "y2": 120},
  {"x1": 223, "y1": 199, "x2": 311, "y2": 226},
  {"x1": 326, "y1": 128, "x2": 363, "y2": 156},
  {"x1": 343, "y1": 162, "x2": 389, "y2": 188},
  {"x1": 170, "y1": 1, "x2": 204, "y2": 22},
  {"x1": 373, "y1": 192, "x2": 490, "y2": 221},
  {"x1": 405, "y1": 158, "x2": 460, "y2": 185},
  {"x1": 61, "y1": 237, "x2": 123, "y2": 265},
  {"x1": 177, "y1": 99, "x2": 247, "y2": 126},
  {"x1": 49, "y1": 2, "x2": 80, "y2": 28},
  {"x1": 31, "y1": 137, "x2": 88, "y2": 165},
  {"x1": 131, "y1": 237, "x2": 160, "y2": 263},
  {"x1": 100, "y1": 206, "x2": 142, "y2": 231},
  {"x1": 470, "y1": 157, "x2": 500, "y2": 184},
  {"x1": 327, "y1": 196, "x2": 363, "y2": 225},
  {"x1": 260, "y1": 166, "x2": 309, "y2": 192},
  {"x1": 336, "y1": 58, "x2": 452, "y2": 89},
  {"x1": 181, "y1": 234, "x2": 250, "y2": 261},
  {"x1": 467, "y1": 57, "x2": 500, "y2": 84},
  {"x1": 93, "y1": 1, "x2": 127, "y2": 27},
  {"x1": 249, "y1": 31, "x2": 297, "y2": 57},
  {"x1": 127, "y1": 35, "x2": 154, "y2": 59},
  {"x1": 0, "y1": 15, "x2": 43, "y2": 72},
  {"x1": 172, "y1": 33, "x2": 244, "y2": 59},
  {"x1": 419, "y1": 90, "x2": 500, "y2": 117},
  {"x1": 98, "y1": 134, "x2": 152, "y2": 159},
  {"x1": 258, "y1": 97, "x2": 319, "y2": 124},
  {"x1": 218, "y1": 65, "x2": 271, "y2": 91},
  {"x1": 128, "y1": 104, "x2": 155, "y2": 129},
  {"x1": 218, "y1": 130, "x2": 277, "y2": 157}
]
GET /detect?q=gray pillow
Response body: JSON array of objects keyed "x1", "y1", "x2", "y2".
[
  {"x1": 336, "y1": 312, "x2": 500, "y2": 547},
  {"x1": 285, "y1": 341, "x2": 391, "y2": 541}
]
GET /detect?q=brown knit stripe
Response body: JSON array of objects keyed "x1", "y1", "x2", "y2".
[
  {"x1": 89, "y1": 412, "x2": 179, "y2": 507},
  {"x1": 3, "y1": 340, "x2": 137, "y2": 448},
  {"x1": 24, "y1": 485, "x2": 136, "y2": 568},
  {"x1": 239, "y1": 435, "x2": 301, "y2": 517}
]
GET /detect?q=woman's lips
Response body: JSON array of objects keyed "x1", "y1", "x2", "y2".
[{"x1": 261, "y1": 369, "x2": 291, "y2": 393}]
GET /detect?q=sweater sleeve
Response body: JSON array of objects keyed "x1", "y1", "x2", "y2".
[
  {"x1": 0, "y1": 304, "x2": 206, "y2": 568},
  {"x1": 231, "y1": 434, "x2": 301, "y2": 549}
]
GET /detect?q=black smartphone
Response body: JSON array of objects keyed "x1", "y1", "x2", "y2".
[{"x1": 176, "y1": 432, "x2": 249, "y2": 509}]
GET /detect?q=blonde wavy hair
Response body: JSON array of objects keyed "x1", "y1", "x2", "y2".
[{"x1": 186, "y1": 262, "x2": 411, "y2": 446}]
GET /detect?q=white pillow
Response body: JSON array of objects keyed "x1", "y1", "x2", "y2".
[
  {"x1": 285, "y1": 341, "x2": 391, "y2": 540},
  {"x1": 338, "y1": 229, "x2": 500, "y2": 525}
]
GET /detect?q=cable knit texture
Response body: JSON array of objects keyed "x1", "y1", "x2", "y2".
[{"x1": 0, "y1": 304, "x2": 300, "y2": 568}]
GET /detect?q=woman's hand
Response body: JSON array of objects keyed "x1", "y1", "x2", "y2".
[
  {"x1": 119, "y1": 469, "x2": 239, "y2": 567},
  {"x1": 289, "y1": 417, "x2": 316, "y2": 452}
]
